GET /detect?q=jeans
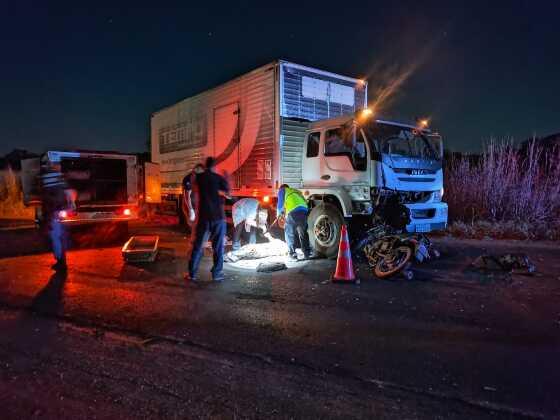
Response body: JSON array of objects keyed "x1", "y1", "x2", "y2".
[
  {"x1": 232, "y1": 222, "x2": 257, "y2": 250},
  {"x1": 49, "y1": 217, "x2": 67, "y2": 264},
  {"x1": 284, "y1": 210, "x2": 312, "y2": 257},
  {"x1": 189, "y1": 219, "x2": 226, "y2": 279}
]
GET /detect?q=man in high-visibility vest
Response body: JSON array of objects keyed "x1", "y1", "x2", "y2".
[{"x1": 276, "y1": 184, "x2": 313, "y2": 261}]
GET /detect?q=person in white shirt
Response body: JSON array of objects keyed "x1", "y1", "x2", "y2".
[{"x1": 231, "y1": 197, "x2": 270, "y2": 250}]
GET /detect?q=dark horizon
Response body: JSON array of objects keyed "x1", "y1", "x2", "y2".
[{"x1": 1, "y1": 1, "x2": 559, "y2": 155}]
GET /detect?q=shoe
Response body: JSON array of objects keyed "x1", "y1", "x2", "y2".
[
  {"x1": 51, "y1": 261, "x2": 67, "y2": 271},
  {"x1": 212, "y1": 273, "x2": 225, "y2": 282},
  {"x1": 184, "y1": 272, "x2": 199, "y2": 283},
  {"x1": 303, "y1": 252, "x2": 318, "y2": 261},
  {"x1": 287, "y1": 253, "x2": 299, "y2": 262}
]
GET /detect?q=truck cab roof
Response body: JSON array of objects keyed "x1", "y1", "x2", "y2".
[{"x1": 308, "y1": 114, "x2": 432, "y2": 133}]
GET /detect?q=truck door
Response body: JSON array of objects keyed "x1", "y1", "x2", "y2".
[
  {"x1": 144, "y1": 162, "x2": 161, "y2": 204},
  {"x1": 302, "y1": 131, "x2": 322, "y2": 187},
  {"x1": 213, "y1": 102, "x2": 240, "y2": 188},
  {"x1": 21, "y1": 157, "x2": 41, "y2": 206},
  {"x1": 320, "y1": 125, "x2": 369, "y2": 186}
]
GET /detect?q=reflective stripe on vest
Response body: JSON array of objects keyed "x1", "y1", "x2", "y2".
[{"x1": 284, "y1": 188, "x2": 308, "y2": 214}]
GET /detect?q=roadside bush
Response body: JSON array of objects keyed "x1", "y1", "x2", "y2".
[
  {"x1": 0, "y1": 168, "x2": 34, "y2": 220},
  {"x1": 445, "y1": 139, "x2": 560, "y2": 239}
]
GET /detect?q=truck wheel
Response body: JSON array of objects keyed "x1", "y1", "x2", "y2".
[{"x1": 307, "y1": 203, "x2": 344, "y2": 258}]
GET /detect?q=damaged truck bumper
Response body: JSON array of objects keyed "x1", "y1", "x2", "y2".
[{"x1": 405, "y1": 202, "x2": 448, "y2": 233}]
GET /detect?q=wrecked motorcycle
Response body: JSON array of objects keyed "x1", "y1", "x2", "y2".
[
  {"x1": 352, "y1": 190, "x2": 439, "y2": 279},
  {"x1": 353, "y1": 225, "x2": 439, "y2": 280}
]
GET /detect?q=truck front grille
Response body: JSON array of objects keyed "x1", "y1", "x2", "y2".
[
  {"x1": 411, "y1": 209, "x2": 436, "y2": 219},
  {"x1": 399, "y1": 191, "x2": 432, "y2": 204},
  {"x1": 398, "y1": 177, "x2": 436, "y2": 183}
]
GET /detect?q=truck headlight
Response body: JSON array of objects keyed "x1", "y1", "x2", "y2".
[{"x1": 432, "y1": 188, "x2": 444, "y2": 202}]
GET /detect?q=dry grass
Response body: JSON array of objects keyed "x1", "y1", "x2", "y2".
[
  {"x1": 445, "y1": 139, "x2": 560, "y2": 240},
  {"x1": 0, "y1": 168, "x2": 35, "y2": 220}
]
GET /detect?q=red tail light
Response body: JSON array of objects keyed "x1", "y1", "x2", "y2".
[
  {"x1": 59, "y1": 210, "x2": 68, "y2": 219},
  {"x1": 123, "y1": 208, "x2": 132, "y2": 216}
]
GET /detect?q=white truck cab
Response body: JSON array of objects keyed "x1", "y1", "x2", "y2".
[{"x1": 300, "y1": 112, "x2": 448, "y2": 256}]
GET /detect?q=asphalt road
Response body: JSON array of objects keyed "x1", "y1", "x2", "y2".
[{"x1": 1, "y1": 222, "x2": 559, "y2": 419}]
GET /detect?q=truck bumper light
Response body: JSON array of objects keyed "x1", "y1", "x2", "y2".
[{"x1": 405, "y1": 202, "x2": 448, "y2": 233}]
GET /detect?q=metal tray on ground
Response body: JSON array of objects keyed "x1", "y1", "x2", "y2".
[{"x1": 122, "y1": 235, "x2": 159, "y2": 263}]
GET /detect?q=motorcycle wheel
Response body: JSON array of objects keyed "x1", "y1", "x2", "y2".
[{"x1": 374, "y1": 246, "x2": 413, "y2": 279}]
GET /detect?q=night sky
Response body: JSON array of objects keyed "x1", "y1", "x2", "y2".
[{"x1": 1, "y1": 1, "x2": 559, "y2": 155}]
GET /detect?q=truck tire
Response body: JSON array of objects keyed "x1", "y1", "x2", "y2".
[{"x1": 307, "y1": 203, "x2": 344, "y2": 258}]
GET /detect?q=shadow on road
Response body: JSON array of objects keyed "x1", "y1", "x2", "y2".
[
  {"x1": 30, "y1": 270, "x2": 68, "y2": 316},
  {"x1": 1, "y1": 270, "x2": 68, "y2": 355}
]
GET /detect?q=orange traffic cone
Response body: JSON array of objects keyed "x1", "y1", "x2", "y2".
[{"x1": 331, "y1": 225, "x2": 357, "y2": 283}]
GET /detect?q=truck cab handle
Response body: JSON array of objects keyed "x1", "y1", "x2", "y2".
[{"x1": 321, "y1": 174, "x2": 331, "y2": 180}]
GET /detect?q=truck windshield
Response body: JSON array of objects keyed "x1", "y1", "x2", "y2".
[{"x1": 364, "y1": 122, "x2": 442, "y2": 161}]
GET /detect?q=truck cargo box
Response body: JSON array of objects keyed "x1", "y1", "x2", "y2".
[{"x1": 151, "y1": 60, "x2": 367, "y2": 197}]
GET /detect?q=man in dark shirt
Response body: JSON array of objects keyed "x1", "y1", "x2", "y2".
[
  {"x1": 186, "y1": 156, "x2": 230, "y2": 282},
  {"x1": 40, "y1": 166, "x2": 75, "y2": 271}
]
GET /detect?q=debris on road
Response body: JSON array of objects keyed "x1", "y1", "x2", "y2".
[
  {"x1": 122, "y1": 235, "x2": 159, "y2": 263},
  {"x1": 256, "y1": 261, "x2": 287, "y2": 272},
  {"x1": 471, "y1": 253, "x2": 536, "y2": 274}
]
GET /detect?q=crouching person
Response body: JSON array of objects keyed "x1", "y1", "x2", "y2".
[
  {"x1": 276, "y1": 184, "x2": 313, "y2": 261},
  {"x1": 231, "y1": 198, "x2": 270, "y2": 250}
]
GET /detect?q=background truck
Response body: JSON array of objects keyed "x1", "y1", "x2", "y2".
[
  {"x1": 22, "y1": 150, "x2": 161, "y2": 228},
  {"x1": 151, "y1": 60, "x2": 447, "y2": 256}
]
